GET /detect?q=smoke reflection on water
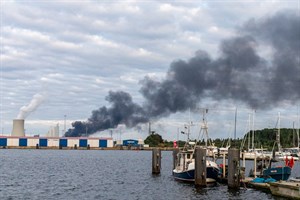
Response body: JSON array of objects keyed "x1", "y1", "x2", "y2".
[{"x1": 0, "y1": 150, "x2": 295, "y2": 200}]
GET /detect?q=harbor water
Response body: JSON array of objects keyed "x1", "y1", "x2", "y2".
[{"x1": 0, "y1": 149, "x2": 298, "y2": 200}]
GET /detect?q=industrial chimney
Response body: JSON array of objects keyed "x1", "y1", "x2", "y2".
[{"x1": 11, "y1": 119, "x2": 25, "y2": 137}]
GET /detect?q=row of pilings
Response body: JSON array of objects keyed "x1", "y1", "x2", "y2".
[{"x1": 152, "y1": 147, "x2": 241, "y2": 189}]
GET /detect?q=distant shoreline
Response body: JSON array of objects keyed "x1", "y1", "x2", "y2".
[{"x1": 0, "y1": 146, "x2": 176, "y2": 151}]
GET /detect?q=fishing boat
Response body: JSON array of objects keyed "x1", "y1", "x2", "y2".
[
  {"x1": 173, "y1": 110, "x2": 220, "y2": 182},
  {"x1": 173, "y1": 144, "x2": 220, "y2": 182}
]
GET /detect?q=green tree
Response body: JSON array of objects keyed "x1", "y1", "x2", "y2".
[{"x1": 144, "y1": 133, "x2": 163, "y2": 147}]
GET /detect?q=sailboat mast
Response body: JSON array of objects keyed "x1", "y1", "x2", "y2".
[
  {"x1": 188, "y1": 108, "x2": 191, "y2": 141},
  {"x1": 293, "y1": 121, "x2": 296, "y2": 147},
  {"x1": 248, "y1": 113, "x2": 251, "y2": 150},
  {"x1": 297, "y1": 105, "x2": 300, "y2": 149},
  {"x1": 277, "y1": 112, "x2": 281, "y2": 152},
  {"x1": 252, "y1": 110, "x2": 255, "y2": 150},
  {"x1": 234, "y1": 108, "x2": 237, "y2": 147},
  {"x1": 203, "y1": 109, "x2": 207, "y2": 147}
]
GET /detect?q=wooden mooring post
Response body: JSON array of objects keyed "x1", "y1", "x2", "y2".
[
  {"x1": 254, "y1": 152, "x2": 257, "y2": 178},
  {"x1": 172, "y1": 148, "x2": 179, "y2": 172},
  {"x1": 152, "y1": 148, "x2": 161, "y2": 174},
  {"x1": 222, "y1": 152, "x2": 226, "y2": 179},
  {"x1": 195, "y1": 147, "x2": 207, "y2": 187},
  {"x1": 228, "y1": 148, "x2": 240, "y2": 189}
]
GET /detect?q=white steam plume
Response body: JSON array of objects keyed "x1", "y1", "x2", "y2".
[{"x1": 17, "y1": 93, "x2": 46, "y2": 119}]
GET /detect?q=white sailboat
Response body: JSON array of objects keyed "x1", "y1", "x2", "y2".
[
  {"x1": 276, "y1": 112, "x2": 300, "y2": 161},
  {"x1": 241, "y1": 110, "x2": 272, "y2": 160}
]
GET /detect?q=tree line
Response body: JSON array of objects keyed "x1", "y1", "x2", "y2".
[{"x1": 144, "y1": 128, "x2": 299, "y2": 150}]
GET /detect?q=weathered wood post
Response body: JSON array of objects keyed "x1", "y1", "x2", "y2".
[
  {"x1": 195, "y1": 147, "x2": 207, "y2": 187},
  {"x1": 241, "y1": 151, "x2": 246, "y2": 181},
  {"x1": 254, "y1": 152, "x2": 257, "y2": 178},
  {"x1": 152, "y1": 148, "x2": 161, "y2": 174},
  {"x1": 228, "y1": 148, "x2": 240, "y2": 189},
  {"x1": 242, "y1": 151, "x2": 246, "y2": 168},
  {"x1": 222, "y1": 152, "x2": 226, "y2": 179},
  {"x1": 173, "y1": 148, "x2": 179, "y2": 173},
  {"x1": 36, "y1": 144, "x2": 39, "y2": 149}
]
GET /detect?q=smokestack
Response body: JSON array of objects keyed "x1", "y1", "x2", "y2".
[{"x1": 11, "y1": 119, "x2": 25, "y2": 137}]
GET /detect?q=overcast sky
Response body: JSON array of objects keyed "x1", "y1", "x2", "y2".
[{"x1": 1, "y1": 0, "x2": 299, "y2": 142}]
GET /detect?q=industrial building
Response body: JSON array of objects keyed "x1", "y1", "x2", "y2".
[
  {"x1": 122, "y1": 139, "x2": 140, "y2": 147},
  {"x1": 0, "y1": 136, "x2": 113, "y2": 148},
  {"x1": 0, "y1": 119, "x2": 113, "y2": 149}
]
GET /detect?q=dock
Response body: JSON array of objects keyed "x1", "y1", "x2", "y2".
[
  {"x1": 245, "y1": 180, "x2": 300, "y2": 199},
  {"x1": 269, "y1": 181, "x2": 300, "y2": 199}
]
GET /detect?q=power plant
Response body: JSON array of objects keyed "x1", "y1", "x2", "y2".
[
  {"x1": 11, "y1": 119, "x2": 25, "y2": 137},
  {"x1": 47, "y1": 124, "x2": 59, "y2": 137}
]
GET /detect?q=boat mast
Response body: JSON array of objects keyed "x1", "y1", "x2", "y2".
[
  {"x1": 252, "y1": 110, "x2": 255, "y2": 150},
  {"x1": 188, "y1": 108, "x2": 191, "y2": 142},
  {"x1": 277, "y1": 112, "x2": 282, "y2": 152},
  {"x1": 234, "y1": 107, "x2": 237, "y2": 147},
  {"x1": 297, "y1": 105, "x2": 300, "y2": 149},
  {"x1": 293, "y1": 121, "x2": 296, "y2": 147},
  {"x1": 201, "y1": 109, "x2": 208, "y2": 148},
  {"x1": 248, "y1": 113, "x2": 251, "y2": 151}
]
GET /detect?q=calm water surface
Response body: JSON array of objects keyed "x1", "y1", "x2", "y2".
[{"x1": 0, "y1": 149, "x2": 296, "y2": 200}]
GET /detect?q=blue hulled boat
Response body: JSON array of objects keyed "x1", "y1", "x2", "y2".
[
  {"x1": 262, "y1": 166, "x2": 291, "y2": 181},
  {"x1": 172, "y1": 148, "x2": 220, "y2": 182},
  {"x1": 172, "y1": 111, "x2": 220, "y2": 182}
]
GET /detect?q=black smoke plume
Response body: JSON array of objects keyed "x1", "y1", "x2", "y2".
[
  {"x1": 65, "y1": 11, "x2": 300, "y2": 137},
  {"x1": 65, "y1": 91, "x2": 148, "y2": 137}
]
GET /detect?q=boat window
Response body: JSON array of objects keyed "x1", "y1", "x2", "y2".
[{"x1": 187, "y1": 154, "x2": 190, "y2": 159}]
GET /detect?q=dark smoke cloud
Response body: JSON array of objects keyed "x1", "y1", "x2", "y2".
[
  {"x1": 65, "y1": 11, "x2": 300, "y2": 137},
  {"x1": 65, "y1": 91, "x2": 148, "y2": 137},
  {"x1": 243, "y1": 12, "x2": 300, "y2": 103}
]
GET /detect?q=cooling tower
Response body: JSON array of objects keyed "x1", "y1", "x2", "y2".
[{"x1": 11, "y1": 119, "x2": 25, "y2": 136}]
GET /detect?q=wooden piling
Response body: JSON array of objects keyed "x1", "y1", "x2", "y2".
[
  {"x1": 241, "y1": 152, "x2": 246, "y2": 180},
  {"x1": 152, "y1": 148, "x2": 161, "y2": 174},
  {"x1": 254, "y1": 152, "x2": 257, "y2": 178},
  {"x1": 36, "y1": 144, "x2": 39, "y2": 149},
  {"x1": 173, "y1": 148, "x2": 179, "y2": 172},
  {"x1": 223, "y1": 152, "x2": 226, "y2": 178},
  {"x1": 74, "y1": 144, "x2": 77, "y2": 149},
  {"x1": 228, "y1": 148, "x2": 240, "y2": 189},
  {"x1": 242, "y1": 152, "x2": 245, "y2": 168},
  {"x1": 195, "y1": 148, "x2": 207, "y2": 187}
]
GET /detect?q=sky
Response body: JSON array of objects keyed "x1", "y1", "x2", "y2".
[{"x1": 1, "y1": 0, "x2": 300, "y2": 142}]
